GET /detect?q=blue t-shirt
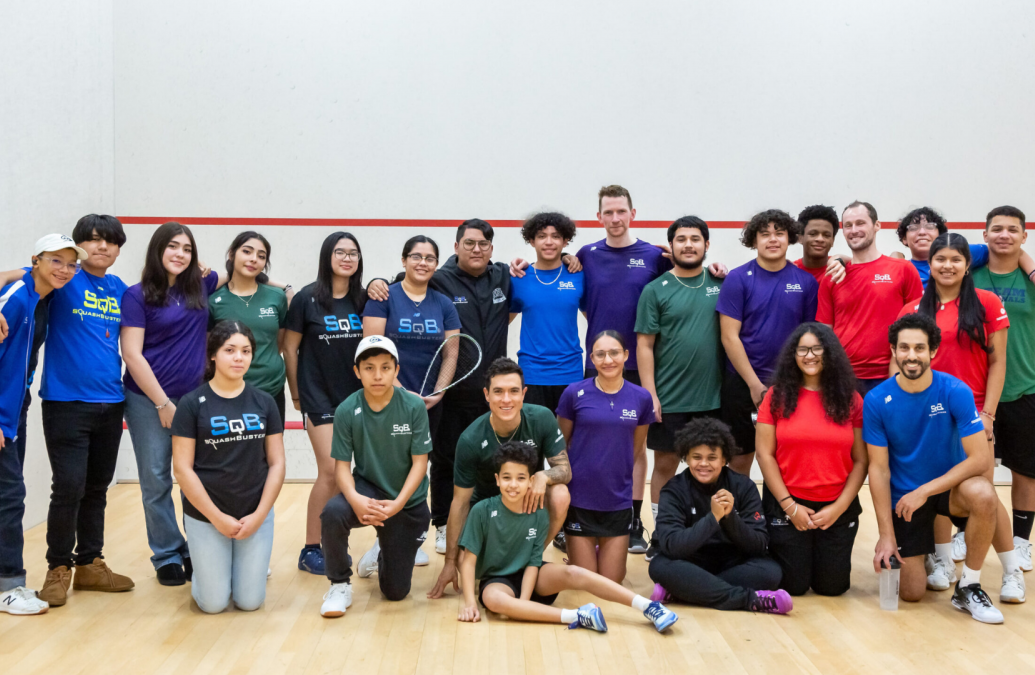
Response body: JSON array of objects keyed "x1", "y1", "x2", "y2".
[
  {"x1": 363, "y1": 284, "x2": 461, "y2": 393},
  {"x1": 509, "y1": 266, "x2": 584, "y2": 385},
  {"x1": 715, "y1": 260, "x2": 818, "y2": 381},
  {"x1": 40, "y1": 270, "x2": 128, "y2": 403},
  {"x1": 912, "y1": 244, "x2": 989, "y2": 286},
  {"x1": 0, "y1": 272, "x2": 41, "y2": 439},
  {"x1": 863, "y1": 371, "x2": 984, "y2": 502}
]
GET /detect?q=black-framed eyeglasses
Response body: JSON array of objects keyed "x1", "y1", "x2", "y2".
[
  {"x1": 333, "y1": 249, "x2": 361, "y2": 261},
  {"x1": 795, "y1": 345, "x2": 824, "y2": 357}
]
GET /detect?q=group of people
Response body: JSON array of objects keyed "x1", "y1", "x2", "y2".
[{"x1": 0, "y1": 186, "x2": 1032, "y2": 632}]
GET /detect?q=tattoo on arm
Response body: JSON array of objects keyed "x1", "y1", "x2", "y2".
[{"x1": 543, "y1": 450, "x2": 571, "y2": 485}]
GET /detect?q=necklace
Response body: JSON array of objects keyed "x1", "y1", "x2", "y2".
[
  {"x1": 229, "y1": 282, "x2": 257, "y2": 308},
  {"x1": 671, "y1": 270, "x2": 707, "y2": 289},
  {"x1": 594, "y1": 376, "x2": 624, "y2": 410},
  {"x1": 532, "y1": 264, "x2": 563, "y2": 286},
  {"x1": 984, "y1": 268, "x2": 1016, "y2": 302},
  {"x1": 490, "y1": 413, "x2": 520, "y2": 444}
]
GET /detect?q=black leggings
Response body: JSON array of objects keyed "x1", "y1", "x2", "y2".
[
  {"x1": 649, "y1": 553, "x2": 782, "y2": 611},
  {"x1": 429, "y1": 395, "x2": 487, "y2": 527}
]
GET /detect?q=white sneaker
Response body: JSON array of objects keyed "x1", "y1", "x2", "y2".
[
  {"x1": 1015, "y1": 537, "x2": 1033, "y2": 572},
  {"x1": 320, "y1": 582, "x2": 353, "y2": 617},
  {"x1": 357, "y1": 540, "x2": 380, "y2": 578},
  {"x1": 435, "y1": 525, "x2": 447, "y2": 555},
  {"x1": 951, "y1": 583, "x2": 1004, "y2": 624},
  {"x1": 1001, "y1": 571, "x2": 1026, "y2": 604},
  {"x1": 926, "y1": 554, "x2": 957, "y2": 591},
  {"x1": 415, "y1": 547, "x2": 429, "y2": 566},
  {"x1": 0, "y1": 587, "x2": 49, "y2": 615},
  {"x1": 951, "y1": 531, "x2": 967, "y2": 562}
]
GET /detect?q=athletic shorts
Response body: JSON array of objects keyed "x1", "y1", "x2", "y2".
[
  {"x1": 304, "y1": 411, "x2": 336, "y2": 428},
  {"x1": 524, "y1": 384, "x2": 569, "y2": 415},
  {"x1": 585, "y1": 368, "x2": 641, "y2": 386},
  {"x1": 648, "y1": 409, "x2": 722, "y2": 453},
  {"x1": 719, "y1": 371, "x2": 756, "y2": 457},
  {"x1": 892, "y1": 490, "x2": 953, "y2": 558},
  {"x1": 564, "y1": 505, "x2": 632, "y2": 538},
  {"x1": 478, "y1": 569, "x2": 558, "y2": 607},
  {"x1": 855, "y1": 378, "x2": 886, "y2": 398},
  {"x1": 996, "y1": 393, "x2": 1035, "y2": 479}
]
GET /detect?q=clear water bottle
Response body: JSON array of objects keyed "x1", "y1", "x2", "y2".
[{"x1": 880, "y1": 557, "x2": 901, "y2": 611}]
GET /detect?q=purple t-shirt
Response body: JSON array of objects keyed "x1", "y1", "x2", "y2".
[
  {"x1": 122, "y1": 271, "x2": 219, "y2": 398},
  {"x1": 715, "y1": 259, "x2": 818, "y2": 382},
  {"x1": 556, "y1": 377, "x2": 654, "y2": 511},
  {"x1": 576, "y1": 238, "x2": 670, "y2": 371}
]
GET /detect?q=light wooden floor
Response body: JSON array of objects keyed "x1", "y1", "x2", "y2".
[{"x1": 2, "y1": 484, "x2": 1034, "y2": 675}]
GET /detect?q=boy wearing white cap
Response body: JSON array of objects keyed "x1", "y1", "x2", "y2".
[
  {"x1": 319, "y1": 336, "x2": 432, "y2": 617},
  {"x1": 0, "y1": 234, "x2": 84, "y2": 615}
]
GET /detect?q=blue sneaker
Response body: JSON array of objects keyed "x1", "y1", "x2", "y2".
[
  {"x1": 298, "y1": 546, "x2": 325, "y2": 575},
  {"x1": 569, "y1": 603, "x2": 608, "y2": 633},
  {"x1": 643, "y1": 601, "x2": 678, "y2": 633}
]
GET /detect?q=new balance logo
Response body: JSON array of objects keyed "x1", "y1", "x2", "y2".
[
  {"x1": 491, "y1": 510, "x2": 498, "y2": 518},
  {"x1": 885, "y1": 395, "x2": 892, "y2": 404},
  {"x1": 874, "y1": 274, "x2": 893, "y2": 283},
  {"x1": 662, "y1": 280, "x2": 669, "y2": 286},
  {"x1": 481, "y1": 440, "x2": 488, "y2": 448},
  {"x1": 354, "y1": 407, "x2": 362, "y2": 416},
  {"x1": 577, "y1": 389, "x2": 584, "y2": 397}
]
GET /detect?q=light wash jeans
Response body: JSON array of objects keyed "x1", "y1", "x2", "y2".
[
  {"x1": 123, "y1": 389, "x2": 189, "y2": 569},
  {"x1": 183, "y1": 509, "x2": 274, "y2": 613}
]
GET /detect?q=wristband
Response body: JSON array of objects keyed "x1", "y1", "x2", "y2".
[
  {"x1": 980, "y1": 410, "x2": 996, "y2": 421},
  {"x1": 155, "y1": 399, "x2": 171, "y2": 410},
  {"x1": 779, "y1": 495, "x2": 793, "y2": 503}
]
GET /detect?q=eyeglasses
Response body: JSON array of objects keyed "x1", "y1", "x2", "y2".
[
  {"x1": 406, "y1": 254, "x2": 438, "y2": 265},
  {"x1": 39, "y1": 257, "x2": 81, "y2": 275},
  {"x1": 333, "y1": 249, "x2": 361, "y2": 261},
  {"x1": 461, "y1": 239, "x2": 492, "y2": 251},
  {"x1": 907, "y1": 221, "x2": 939, "y2": 232},
  {"x1": 591, "y1": 349, "x2": 624, "y2": 361},
  {"x1": 795, "y1": 345, "x2": 824, "y2": 357}
]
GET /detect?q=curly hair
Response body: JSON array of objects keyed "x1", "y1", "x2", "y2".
[
  {"x1": 797, "y1": 205, "x2": 840, "y2": 234},
  {"x1": 896, "y1": 206, "x2": 947, "y2": 244},
  {"x1": 889, "y1": 313, "x2": 942, "y2": 352},
  {"x1": 740, "y1": 209, "x2": 800, "y2": 248},
  {"x1": 493, "y1": 440, "x2": 539, "y2": 475},
  {"x1": 484, "y1": 356, "x2": 524, "y2": 389},
  {"x1": 521, "y1": 212, "x2": 577, "y2": 244},
  {"x1": 768, "y1": 323, "x2": 857, "y2": 426},
  {"x1": 674, "y1": 417, "x2": 738, "y2": 462}
]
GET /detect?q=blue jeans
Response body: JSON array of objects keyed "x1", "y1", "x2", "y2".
[
  {"x1": 183, "y1": 510, "x2": 274, "y2": 613},
  {"x1": 0, "y1": 393, "x2": 31, "y2": 591},
  {"x1": 124, "y1": 389, "x2": 189, "y2": 569}
]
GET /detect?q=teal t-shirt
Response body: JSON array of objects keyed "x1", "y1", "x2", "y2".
[
  {"x1": 973, "y1": 267, "x2": 1035, "y2": 402},
  {"x1": 208, "y1": 284, "x2": 288, "y2": 395},
  {"x1": 459, "y1": 495, "x2": 549, "y2": 579}
]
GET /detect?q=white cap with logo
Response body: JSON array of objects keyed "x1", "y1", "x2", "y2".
[
  {"x1": 34, "y1": 233, "x2": 88, "y2": 261},
  {"x1": 354, "y1": 335, "x2": 399, "y2": 364}
]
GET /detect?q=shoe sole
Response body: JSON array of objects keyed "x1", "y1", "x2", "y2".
[
  {"x1": 1000, "y1": 595, "x2": 1026, "y2": 604},
  {"x1": 654, "y1": 615, "x2": 678, "y2": 633},
  {"x1": 157, "y1": 578, "x2": 186, "y2": 586},
  {"x1": 0, "y1": 606, "x2": 49, "y2": 616},
  {"x1": 415, "y1": 558, "x2": 430, "y2": 567},
  {"x1": 321, "y1": 609, "x2": 346, "y2": 618},
  {"x1": 357, "y1": 567, "x2": 377, "y2": 578},
  {"x1": 72, "y1": 584, "x2": 134, "y2": 592},
  {"x1": 951, "y1": 598, "x2": 1004, "y2": 624},
  {"x1": 628, "y1": 546, "x2": 648, "y2": 554}
]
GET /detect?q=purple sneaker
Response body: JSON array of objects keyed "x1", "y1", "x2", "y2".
[
  {"x1": 650, "y1": 583, "x2": 672, "y2": 604},
  {"x1": 750, "y1": 589, "x2": 793, "y2": 614}
]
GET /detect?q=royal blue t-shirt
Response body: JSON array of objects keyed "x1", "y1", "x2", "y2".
[
  {"x1": 40, "y1": 270, "x2": 128, "y2": 403},
  {"x1": 509, "y1": 266, "x2": 584, "y2": 385},
  {"x1": 576, "y1": 239, "x2": 670, "y2": 371},
  {"x1": 556, "y1": 377, "x2": 654, "y2": 512},
  {"x1": 363, "y1": 283, "x2": 461, "y2": 393},
  {"x1": 863, "y1": 371, "x2": 984, "y2": 502},
  {"x1": 715, "y1": 260, "x2": 818, "y2": 381},
  {"x1": 912, "y1": 244, "x2": 989, "y2": 286}
]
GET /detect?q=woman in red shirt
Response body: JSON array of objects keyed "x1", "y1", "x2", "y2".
[
  {"x1": 756, "y1": 323, "x2": 867, "y2": 596},
  {"x1": 898, "y1": 233, "x2": 1022, "y2": 602}
]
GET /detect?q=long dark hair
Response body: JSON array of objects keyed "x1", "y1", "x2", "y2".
[
  {"x1": 225, "y1": 231, "x2": 271, "y2": 284},
  {"x1": 769, "y1": 323, "x2": 857, "y2": 425},
  {"x1": 314, "y1": 232, "x2": 365, "y2": 313},
  {"x1": 142, "y1": 222, "x2": 205, "y2": 309},
  {"x1": 205, "y1": 320, "x2": 256, "y2": 381},
  {"x1": 917, "y1": 233, "x2": 989, "y2": 353}
]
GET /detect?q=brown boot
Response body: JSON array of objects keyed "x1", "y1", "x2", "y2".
[
  {"x1": 73, "y1": 558, "x2": 135, "y2": 592},
  {"x1": 38, "y1": 566, "x2": 72, "y2": 607}
]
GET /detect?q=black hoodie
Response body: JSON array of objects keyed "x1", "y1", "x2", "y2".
[{"x1": 654, "y1": 467, "x2": 769, "y2": 563}]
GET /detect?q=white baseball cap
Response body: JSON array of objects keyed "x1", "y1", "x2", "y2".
[
  {"x1": 354, "y1": 335, "x2": 399, "y2": 364},
  {"x1": 34, "y1": 233, "x2": 88, "y2": 261}
]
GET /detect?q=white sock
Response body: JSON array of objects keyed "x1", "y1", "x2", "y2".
[
  {"x1": 961, "y1": 564, "x2": 981, "y2": 587},
  {"x1": 560, "y1": 608, "x2": 578, "y2": 623},
  {"x1": 999, "y1": 550, "x2": 1021, "y2": 575},
  {"x1": 935, "y1": 543, "x2": 954, "y2": 564},
  {"x1": 651, "y1": 503, "x2": 659, "y2": 528},
  {"x1": 1015, "y1": 535, "x2": 1030, "y2": 546},
  {"x1": 631, "y1": 594, "x2": 651, "y2": 612}
]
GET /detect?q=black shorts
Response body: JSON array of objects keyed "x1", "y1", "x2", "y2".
[
  {"x1": 892, "y1": 490, "x2": 953, "y2": 558},
  {"x1": 272, "y1": 388, "x2": 286, "y2": 428},
  {"x1": 564, "y1": 505, "x2": 632, "y2": 538},
  {"x1": 648, "y1": 409, "x2": 722, "y2": 453},
  {"x1": 856, "y1": 378, "x2": 886, "y2": 398},
  {"x1": 524, "y1": 384, "x2": 569, "y2": 415},
  {"x1": 584, "y1": 368, "x2": 641, "y2": 386},
  {"x1": 304, "y1": 411, "x2": 336, "y2": 427},
  {"x1": 719, "y1": 370, "x2": 756, "y2": 457},
  {"x1": 996, "y1": 394, "x2": 1035, "y2": 479},
  {"x1": 478, "y1": 569, "x2": 558, "y2": 607}
]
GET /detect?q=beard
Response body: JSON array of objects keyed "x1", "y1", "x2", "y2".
[
  {"x1": 673, "y1": 254, "x2": 704, "y2": 270},
  {"x1": 896, "y1": 358, "x2": 930, "y2": 380}
]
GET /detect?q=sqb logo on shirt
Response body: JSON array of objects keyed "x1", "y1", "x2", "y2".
[
  {"x1": 929, "y1": 403, "x2": 946, "y2": 417},
  {"x1": 621, "y1": 409, "x2": 638, "y2": 420},
  {"x1": 392, "y1": 424, "x2": 412, "y2": 436},
  {"x1": 82, "y1": 290, "x2": 120, "y2": 315},
  {"x1": 324, "y1": 314, "x2": 362, "y2": 332},
  {"x1": 400, "y1": 317, "x2": 439, "y2": 334},
  {"x1": 873, "y1": 274, "x2": 892, "y2": 283},
  {"x1": 706, "y1": 286, "x2": 720, "y2": 296},
  {"x1": 527, "y1": 528, "x2": 538, "y2": 540},
  {"x1": 558, "y1": 281, "x2": 576, "y2": 290},
  {"x1": 785, "y1": 283, "x2": 802, "y2": 292},
  {"x1": 628, "y1": 258, "x2": 646, "y2": 269},
  {"x1": 259, "y1": 307, "x2": 278, "y2": 318},
  {"x1": 211, "y1": 415, "x2": 264, "y2": 435}
]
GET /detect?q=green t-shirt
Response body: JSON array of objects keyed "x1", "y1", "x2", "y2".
[
  {"x1": 459, "y1": 494, "x2": 549, "y2": 579},
  {"x1": 331, "y1": 387, "x2": 431, "y2": 509},
  {"x1": 454, "y1": 404, "x2": 566, "y2": 504},
  {"x1": 634, "y1": 270, "x2": 724, "y2": 412},
  {"x1": 973, "y1": 267, "x2": 1035, "y2": 402},
  {"x1": 208, "y1": 284, "x2": 288, "y2": 396}
]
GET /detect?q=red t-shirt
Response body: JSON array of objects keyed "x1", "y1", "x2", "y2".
[
  {"x1": 757, "y1": 388, "x2": 863, "y2": 502},
  {"x1": 794, "y1": 258, "x2": 827, "y2": 284},
  {"x1": 817, "y1": 255, "x2": 923, "y2": 379},
  {"x1": 897, "y1": 289, "x2": 1009, "y2": 410}
]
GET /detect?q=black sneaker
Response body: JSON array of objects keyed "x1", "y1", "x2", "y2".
[
  {"x1": 951, "y1": 582, "x2": 1004, "y2": 624},
  {"x1": 628, "y1": 520, "x2": 648, "y2": 554},
  {"x1": 183, "y1": 557, "x2": 193, "y2": 582},
  {"x1": 157, "y1": 563, "x2": 186, "y2": 586},
  {"x1": 553, "y1": 531, "x2": 567, "y2": 553},
  {"x1": 644, "y1": 543, "x2": 658, "y2": 562}
]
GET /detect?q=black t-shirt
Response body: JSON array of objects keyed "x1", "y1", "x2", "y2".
[
  {"x1": 285, "y1": 282, "x2": 366, "y2": 414},
  {"x1": 171, "y1": 382, "x2": 284, "y2": 523},
  {"x1": 27, "y1": 294, "x2": 51, "y2": 386}
]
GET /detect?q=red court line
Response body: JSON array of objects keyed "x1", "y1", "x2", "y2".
[
  {"x1": 123, "y1": 421, "x2": 304, "y2": 430},
  {"x1": 117, "y1": 216, "x2": 988, "y2": 230}
]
